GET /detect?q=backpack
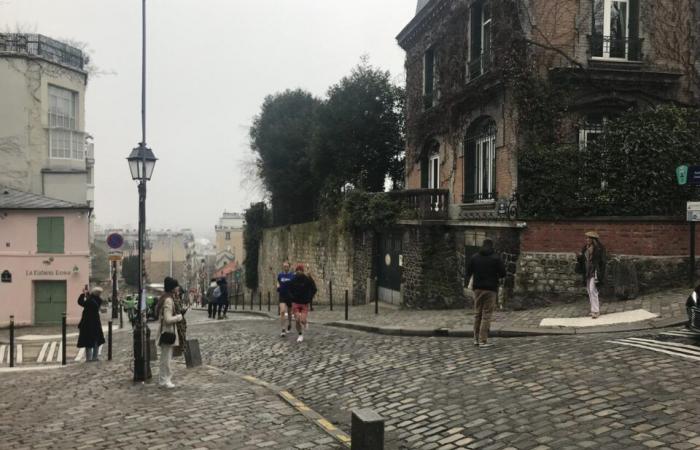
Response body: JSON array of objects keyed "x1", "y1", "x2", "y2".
[{"x1": 213, "y1": 286, "x2": 221, "y2": 299}]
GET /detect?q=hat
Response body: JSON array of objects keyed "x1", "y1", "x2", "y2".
[
  {"x1": 585, "y1": 231, "x2": 600, "y2": 239},
  {"x1": 164, "y1": 276, "x2": 179, "y2": 292},
  {"x1": 91, "y1": 286, "x2": 103, "y2": 295},
  {"x1": 295, "y1": 264, "x2": 305, "y2": 272}
]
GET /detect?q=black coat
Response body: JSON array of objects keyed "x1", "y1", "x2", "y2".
[
  {"x1": 578, "y1": 242, "x2": 606, "y2": 286},
  {"x1": 466, "y1": 249, "x2": 506, "y2": 292},
  {"x1": 77, "y1": 294, "x2": 106, "y2": 348},
  {"x1": 289, "y1": 274, "x2": 317, "y2": 304}
]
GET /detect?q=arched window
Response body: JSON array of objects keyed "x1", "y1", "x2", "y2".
[
  {"x1": 463, "y1": 119, "x2": 496, "y2": 203},
  {"x1": 420, "y1": 139, "x2": 440, "y2": 189}
]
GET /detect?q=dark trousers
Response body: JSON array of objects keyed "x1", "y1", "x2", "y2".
[
  {"x1": 216, "y1": 302, "x2": 229, "y2": 317},
  {"x1": 208, "y1": 302, "x2": 215, "y2": 318}
]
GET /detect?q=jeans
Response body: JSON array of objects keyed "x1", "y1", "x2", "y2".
[
  {"x1": 586, "y1": 277, "x2": 600, "y2": 313},
  {"x1": 473, "y1": 290, "x2": 497, "y2": 344},
  {"x1": 85, "y1": 343, "x2": 100, "y2": 361},
  {"x1": 159, "y1": 345, "x2": 173, "y2": 385}
]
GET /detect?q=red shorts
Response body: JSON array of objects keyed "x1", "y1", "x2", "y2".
[{"x1": 291, "y1": 303, "x2": 309, "y2": 316}]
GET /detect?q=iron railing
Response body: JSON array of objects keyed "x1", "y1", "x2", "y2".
[
  {"x1": 589, "y1": 34, "x2": 643, "y2": 61},
  {"x1": 389, "y1": 189, "x2": 450, "y2": 220},
  {"x1": 462, "y1": 191, "x2": 497, "y2": 204},
  {"x1": 0, "y1": 33, "x2": 85, "y2": 70}
]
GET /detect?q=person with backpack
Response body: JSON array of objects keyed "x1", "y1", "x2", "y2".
[
  {"x1": 277, "y1": 261, "x2": 295, "y2": 336},
  {"x1": 288, "y1": 264, "x2": 317, "y2": 343},
  {"x1": 466, "y1": 239, "x2": 506, "y2": 348},
  {"x1": 215, "y1": 277, "x2": 229, "y2": 320}
]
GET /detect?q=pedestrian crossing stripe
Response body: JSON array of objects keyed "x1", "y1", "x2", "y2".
[
  {"x1": 0, "y1": 344, "x2": 23, "y2": 365},
  {"x1": 0, "y1": 345, "x2": 5, "y2": 364},
  {"x1": 660, "y1": 330, "x2": 700, "y2": 337},
  {"x1": 609, "y1": 338, "x2": 700, "y2": 362}
]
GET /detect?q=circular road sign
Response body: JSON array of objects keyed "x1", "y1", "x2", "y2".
[{"x1": 107, "y1": 233, "x2": 124, "y2": 249}]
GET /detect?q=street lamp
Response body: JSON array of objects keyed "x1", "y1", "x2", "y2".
[{"x1": 128, "y1": 0, "x2": 157, "y2": 383}]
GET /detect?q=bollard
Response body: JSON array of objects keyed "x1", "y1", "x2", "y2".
[
  {"x1": 119, "y1": 302, "x2": 124, "y2": 329},
  {"x1": 251, "y1": 292, "x2": 254, "y2": 310},
  {"x1": 61, "y1": 313, "x2": 66, "y2": 366},
  {"x1": 345, "y1": 290, "x2": 349, "y2": 321},
  {"x1": 329, "y1": 280, "x2": 333, "y2": 311},
  {"x1": 375, "y1": 292, "x2": 379, "y2": 315},
  {"x1": 259, "y1": 291, "x2": 262, "y2": 311},
  {"x1": 234, "y1": 292, "x2": 238, "y2": 310},
  {"x1": 108, "y1": 321, "x2": 113, "y2": 361},
  {"x1": 351, "y1": 408, "x2": 384, "y2": 450},
  {"x1": 242, "y1": 291, "x2": 245, "y2": 310},
  {"x1": 9, "y1": 315, "x2": 14, "y2": 368},
  {"x1": 267, "y1": 291, "x2": 271, "y2": 312}
]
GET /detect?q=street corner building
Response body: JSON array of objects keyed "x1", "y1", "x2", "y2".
[{"x1": 0, "y1": 187, "x2": 91, "y2": 327}]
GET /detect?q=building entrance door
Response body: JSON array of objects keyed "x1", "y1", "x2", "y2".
[
  {"x1": 34, "y1": 281, "x2": 67, "y2": 325},
  {"x1": 377, "y1": 232, "x2": 402, "y2": 305}
]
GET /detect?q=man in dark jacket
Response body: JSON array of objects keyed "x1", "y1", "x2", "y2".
[
  {"x1": 288, "y1": 264, "x2": 317, "y2": 343},
  {"x1": 466, "y1": 239, "x2": 506, "y2": 348}
]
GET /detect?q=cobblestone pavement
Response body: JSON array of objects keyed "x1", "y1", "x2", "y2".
[
  {"x1": 194, "y1": 318, "x2": 700, "y2": 450},
  {"x1": 305, "y1": 287, "x2": 689, "y2": 330},
  {"x1": 0, "y1": 347, "x2": 342, "y2": 449}
]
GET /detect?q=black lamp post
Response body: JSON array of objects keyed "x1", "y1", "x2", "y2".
[{"x1": 127, "y1": 0, "x2": 157, "y2": 383}]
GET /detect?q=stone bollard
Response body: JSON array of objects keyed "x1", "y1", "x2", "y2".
[
  {"x1": 185, "y1": 339, "x2": 202, "y2": 368},
  {"x1": 351, "y1": 408, "x2": 384, "y2": 450}
]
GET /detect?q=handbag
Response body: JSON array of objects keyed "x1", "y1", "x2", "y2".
[{"x1": 158, "y1": 316, "x2": 176, "y2": 345}]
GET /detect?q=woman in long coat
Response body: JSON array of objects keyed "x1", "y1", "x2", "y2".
[
  {"x1": 77, "y1": 286, "x2": 106, "y2": 362},
  {"x1": 156, "y1": 277, "x2": 183, "y2": 388}
]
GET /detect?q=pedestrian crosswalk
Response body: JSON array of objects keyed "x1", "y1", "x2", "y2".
[
  {"x1": 609, "y1": 330, "x2": 700, "y2": 362},
  {"x1": 0, "y1": 341, "x2": 105, "y2": 366},
  {"x1": 0, "y1": 344, "x2": 23, "y2": 365}
]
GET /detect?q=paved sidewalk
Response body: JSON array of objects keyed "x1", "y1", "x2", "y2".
[
  {"x1": 0, "y1": 354, "x2": 342, "y2": 449},
  {"x1": 303, "y1": 287, "x2": 690, "y2": 336}
]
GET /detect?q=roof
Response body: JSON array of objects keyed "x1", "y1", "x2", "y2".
[
  {"x1": 0, "y1": 186, "x2": 90, "y2": 210},
  {"x1": 396, "y1": 0, "x2": 450, "y2": 49},
  {"x1": 214, "y1": 260, "x2": 240, "y2": 278}
]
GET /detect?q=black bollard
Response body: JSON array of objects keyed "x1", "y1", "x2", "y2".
[
  {"x1": 345, "y1": 290, "x2": 349, "y2": 321},
  {"x1": 61, "y1": 313, "x2": 66, "y2": 366},
  {"x1": 375, "y1": 292, "x2": 379, "y2": 315},
  {"x1": 251, "y1": 291, "x2": 254, "y2": 310},
  {"x1": 329, "y1": 280, "x2": 333, "y2": 311},
  {"x1": 9, "y1": 315, "x2": 14, "y2": 368},
  {"x1": 242, "y1": 291, "x2": 245, "y2": 310},
  {"x1": 351, "y1": 408, "x2": 384, "y2": 450},
  {"x1": 259, "y1": 291, "x2": 262, "y2": 311},
  {"x1": 267, "y1": 291, "x2": 271, "y2": 312},
  {"x1": 108, "y1": 321, "x2": 113, "y2": 361},
  {"x1": 119, "y1": 302, "x2": 124, "y2": 329}
]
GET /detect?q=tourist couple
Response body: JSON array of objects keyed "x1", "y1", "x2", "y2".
[{"x1": 277, "y1": 262, "x2": 317, "y2": 343}]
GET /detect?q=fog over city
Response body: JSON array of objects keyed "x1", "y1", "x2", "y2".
[{"x1": 1, "y1": 0, "x2": 414, "y2": 236}]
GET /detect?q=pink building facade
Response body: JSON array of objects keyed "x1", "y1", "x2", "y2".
[{"x1": 0, "y1": 187, "x2": 91, "y2": 327}]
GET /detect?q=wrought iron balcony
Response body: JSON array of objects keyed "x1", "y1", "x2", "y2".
[
  {"x1": 0, "y1": 33, "x2": 86, "y2": 71},
  {"x1": 462, "y1": 191, "x2": 497, "y2": 204},
  {"x1": 589, "y1": 34, "x2": 643, "y2": 62},
  {"x1": 390, "y1": 189, "x2": 449, "y2": 220}
]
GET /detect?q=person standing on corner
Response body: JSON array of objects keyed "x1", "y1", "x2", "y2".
[
  {"x1": 289, "y1": 264, "x2": 317, "y2": 343},
  {"x1": 77, "y1": 286, "x2": 106, "y2": 362},
  {"x1": 578, "y1": 231, "x2": 606, "y2": 319},
  {"x1": 156, "y1": 277, "x2": 184, "y2": 388},
  {"x1": 466, "y1": 239, "x2": 506, "y2": 348},
  {"x1": 277, "y1": 261, "x2": 295, "y2": 337}
]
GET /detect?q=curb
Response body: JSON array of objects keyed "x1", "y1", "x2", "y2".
[
  {"x1": 324, "y1": 318, "x2": 688, "y2": 338},
  {"x1": 205, "y1": 365, "x2": 351, "y2": 448}
]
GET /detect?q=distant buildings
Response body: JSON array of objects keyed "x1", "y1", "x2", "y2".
[{"x1": 215, "y1": 212, "x2": 245, "y2": 270}]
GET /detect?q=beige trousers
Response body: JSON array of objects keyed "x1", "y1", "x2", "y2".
[{"x1": 473, "y1": 290, "x2": 497, "y2": 344}]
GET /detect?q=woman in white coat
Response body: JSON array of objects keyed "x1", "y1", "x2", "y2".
[{"x1": 157, "y1": 277, "x2": 183, "y2": 388}]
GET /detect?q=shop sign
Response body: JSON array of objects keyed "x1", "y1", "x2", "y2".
[
  {"x1": 25, "y1": 269, "x2": 74, "y2": 277},
  {"x1": 1, "y1": 270, "x2": 11, "y2": 283}
]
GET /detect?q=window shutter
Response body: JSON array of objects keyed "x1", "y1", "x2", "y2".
[
  {"x1": 50, "y1": 217, "x2": 65, "y2": 253},
  {"x1": 37, "y1": 218, "x2": 51, "y2": 253},
  {"x1": 470, "y1": 2, "x2": 482, "y2": 59},
  {"x1": 464, "y1": 140, "x2": 476, "y2": 200},
  {"x1": 628, "y1": 0, "x2": 640, "y2": 59},
  {"x1": 421, "y1": 158, "x2": 429, "y2": 188}
]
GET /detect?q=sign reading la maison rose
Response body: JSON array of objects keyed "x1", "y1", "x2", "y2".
[{"x1": 25, "y1": 269, "x2": 74, "y2": 277}]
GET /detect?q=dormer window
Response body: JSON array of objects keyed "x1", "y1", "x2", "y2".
[{"x1": 590, "y1": 0, "x2": 641, "y2": 61}]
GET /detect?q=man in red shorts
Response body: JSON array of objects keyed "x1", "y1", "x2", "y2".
[{"x1": 289, "y1": 264, "x2": 317, "y2": 343}]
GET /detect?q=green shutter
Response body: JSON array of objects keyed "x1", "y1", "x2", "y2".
[
  {"x1": 470, "y1": 2, "x2": 482, "y2": 59},
  {"x1": 37, "y1": 217, "x2": 64, "y2": 253},
  {"x1": 421, "y1": 157, "x2": 429, "y2": 188},
  {"x1": 50, "y1": 217, "x2": 64, "y2": 253},
  {"x1": 464, "y1": 140, "x2": 476, "y2": 201},
  {"x1": 628, "y1": 0, "x2": 640, "y2": 60}
]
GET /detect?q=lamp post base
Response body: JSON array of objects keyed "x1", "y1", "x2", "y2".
[{"x1": 133, "y1": 322, "x2": 152, "y2": 382}]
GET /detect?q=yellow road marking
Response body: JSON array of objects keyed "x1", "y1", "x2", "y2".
[
  {"x1": 318, "y1": 419, "x2": 336, "y2": 431},
  {"x1": 280, "y1": 390, "x2": 295, "y2": 401},
  {"x1": 298, "y1": 406, "x2": 310, "y2": 412},
  {"x1": 338, "y1": 434, "x2": 351, "y2": 443},
  {"x1": 242, "y1": 375, "x2": 257, "y2": 382}
]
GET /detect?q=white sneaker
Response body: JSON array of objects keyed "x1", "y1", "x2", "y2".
[
  {"x1": 280, "y1": 330, "x2": 286, "y2": 337},
  {"x1": 296, "y1": 335, "x2": 304, "y2": 343},
  {"x1": 160, "y1": 381, "x2": 176, "y2": 389}
]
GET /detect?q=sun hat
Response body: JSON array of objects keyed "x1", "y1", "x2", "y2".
[{"x1": 585, "y1": 231, "x2": 600, "y2": 239}]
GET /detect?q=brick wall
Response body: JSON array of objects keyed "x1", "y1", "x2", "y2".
[{"x1": 521, "y1": 219, "x2": 700, "y2": 256}]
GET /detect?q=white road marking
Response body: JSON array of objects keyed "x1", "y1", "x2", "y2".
[
  {"x1": 16, "y1": 344, "x2": 22, "y2": 365},
  {"x1": 609, "y1": 339, "x2": 700, "y2": 362},
  {"x1": 56, "y1": 342, "x2": 62, "y2": 362},
  {"x1": 75, "y1": 348, "x2": 85, "y2": 362},
  {"x1": 0, "y1": 345, "x2": 5, "y2": 364},
  {"x1": 541, "y1": 309, "x2": 657, "y2": 328},
  {"x1": 660, "y1": 330, "x2": 699, "y2": 338},
  {"x1": 625, "y1": 337, "x2": 700, "y2": 356},
  {"x1": 46, "y1": 341, "x2": 57, "y2": 363},
  {"x1": 37, "y1": 342, "x2": 49, "y2": 363}
]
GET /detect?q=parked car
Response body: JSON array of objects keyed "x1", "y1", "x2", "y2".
[{"x1": 686, "y1": 285, "x2": 700, "y2": 332}]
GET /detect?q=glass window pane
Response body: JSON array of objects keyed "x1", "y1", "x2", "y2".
[{"x1": 593, "y1": 0, "x2": 605, "y2": 35}]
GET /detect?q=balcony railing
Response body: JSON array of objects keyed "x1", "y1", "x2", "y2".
[
  {"x1": 0, "y1": 33, "x2": 85, "y2": 71},
  {"x1": 389, "y1": 189, "x2": 449, "y2": 220},
  {"x1": 462, "y1": 191, "x2": 497, "y2": 204},
  {"x1": 468, "y1": 50, "x2": 493, "y2": 81},
  {"x1": 589, "y1": 34, "x2": 643, "y2": 61}
]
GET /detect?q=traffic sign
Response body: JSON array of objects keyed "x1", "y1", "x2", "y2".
[
  {"x1": 677, "y1": 165, "x2": 700, "y2": 186},
  {"x1": 688, "y1": 202, "x2": 700, "y2": 222},
  {"x1": 107, "y1": 233, "x2": 124, "y2": 249},
  {"x1": 108, "y1": 250, "x2": 123, "y2": 262}
]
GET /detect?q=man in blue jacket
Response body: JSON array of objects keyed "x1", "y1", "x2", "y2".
[{"x1": 466, "y1": 239, "x2": 506, "y2": 348}]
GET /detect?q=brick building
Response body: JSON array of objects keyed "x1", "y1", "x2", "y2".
[{"x1": 385, "y1": 0, "x2": 700, "y2": 307}]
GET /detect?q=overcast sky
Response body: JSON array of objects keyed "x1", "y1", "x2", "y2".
[{"x1": 2, "y1": 0, "x2": 415, "y2": 238}]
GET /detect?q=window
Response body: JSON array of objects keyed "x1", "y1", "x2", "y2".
[
  {"x1": 37, "y1": 217, "x2": 64, "y2": 254},
  {"x1": 420, "y1": 140, "x2": 440, "y2": 188},
  {"x1": 48, "y1": 85, "x2": 85, "y2": 160},
  {"x1": 225, "y1": 231, "x2": 231, "y2": 240},
  {"x1": 49, "y1": 129, "x2": 85, "y2": 160},
  {"x1": 591, "y1": 0, "x2": 641, "y2": 60},
  {"x1": 468, "y1": 0, "x2": 493, "y2": 80},
  {"x1": 464, "y1": 120, "x2": 496, "y2": 203},
  {"x1": 428, "y1": 154, "x2": 440, "y2": 189},
  {"x1": 423, "y1": 48, "x2": 436, "y2": 109}
]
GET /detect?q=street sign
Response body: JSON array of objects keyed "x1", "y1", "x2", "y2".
[
  {"x1": 677, "y1": 165, "x2": 688, "y2": 185},
  {"x1": 107, "y1": 233, "x2": 124, "y2": 249},
  {"x1": 108, "y1": 250, "x2": 123, "y2": 262},
  {"x1": 690, "y1": 166, "x2": 700, "y2": 186},
  {"x1": 688, "y1": 202, "x2": 700, "y2": 222}
]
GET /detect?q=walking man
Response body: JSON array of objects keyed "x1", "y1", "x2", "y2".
[
  {"x1": 466, "y1": 239, "x2": 506, "y2": 348},
  {"x1": 289, "y1": 264, "x2": 317, "y2": 343},
  {"x1": 277, "y1": 261, "x2": 294, "y2": 336}
]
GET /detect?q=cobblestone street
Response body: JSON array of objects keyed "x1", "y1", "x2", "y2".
[{"x1": 192, "y1": 317, "x2": 700, "y2": 450}]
